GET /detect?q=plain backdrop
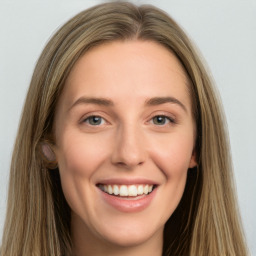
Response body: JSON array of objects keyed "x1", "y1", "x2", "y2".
[{"x1": 0, "y1": 0, "x2": 255, "y2": 254}]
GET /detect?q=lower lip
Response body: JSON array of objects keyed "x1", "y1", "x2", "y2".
[{"x1": 98, "y1": 187, "x2": 157, "y2": 213}]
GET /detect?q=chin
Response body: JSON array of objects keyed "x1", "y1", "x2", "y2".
[
  {"x1": 100, "y1": 228, "x2": 159, "y2": 248},
  {"x1": 91, "y1": 215, "x2": 164, "y2": 248}
]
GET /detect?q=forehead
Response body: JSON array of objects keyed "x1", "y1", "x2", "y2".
[{"x1": 57, "y1": 40, "x2": 191, "y2": 110}]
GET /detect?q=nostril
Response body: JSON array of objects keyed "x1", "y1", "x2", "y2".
[{"x1": 115, "y1": 160, "x2": 144, "y2": 169}]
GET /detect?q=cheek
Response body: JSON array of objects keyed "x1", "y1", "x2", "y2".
[
  {"x1": 146, "y1": 132, "x2": 195, "y2": 222},
  {"x1": 55, "y1": 130, "x2": 111, "y2": 209},
  {"x1": 149, "y1": 132, "x2": 194, "y2": 178},
  {"x1": 57, "y1": 130, "x2": 110, "y2": 176}
]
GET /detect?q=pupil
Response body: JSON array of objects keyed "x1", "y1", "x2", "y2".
[
  {"x1": 154, "y1": 116, "x2": 165, "y2": 125},
  {"x1": 90, "y1": 116, "x2": 101, "y2": 125}
]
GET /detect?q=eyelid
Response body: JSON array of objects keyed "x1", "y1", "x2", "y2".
[
  {"x1": 79, "y1": 111, "x2": 177, "y2": 126},
  {"x1": 83, "y1": 116, "x2": 106, "y2": 125},
  {"x1": 150, "y1": 115, "x2": 175, "y2": 126},
  {"x1": 147, "y1": 111, "x2": 176, "y2": 123},
  {"x1": 80, "y1": 112, "x2": 110, "y2": 125}
]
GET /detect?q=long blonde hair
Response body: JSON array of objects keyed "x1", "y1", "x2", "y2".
[{"x1": 1, "y1": 2, "x2": 248, "y2": 255}]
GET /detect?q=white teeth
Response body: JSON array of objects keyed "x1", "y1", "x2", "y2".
[
  {"x1": 99, "y1": 184, "x2": 155, "y2": 197},
  {"x1": 144, "y1": 185, "x2": 149, "y2": 194},
  {"x1": 137, "y1": 185, "x2": 144, "y2": 195},
  {"x1": 113, "y1": 185, "x2": 119, "y2": 195},
  {"x1": 128, "y1": 185, "x2": 137, "y2": 196},
  {"x1": 120, "y1": 185, "x2": 128, "y2": 196},
  {"x1": 107, "y1": 185, "x2": 113, "y2": 194}
]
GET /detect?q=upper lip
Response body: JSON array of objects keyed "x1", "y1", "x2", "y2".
[{"x1": 96, "y1": 178, "x2": 159, "y2": 186}]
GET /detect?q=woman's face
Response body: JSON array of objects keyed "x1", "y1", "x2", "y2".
[{"x1": 54, "y1": 40, "x2": 197, "y2": 249}]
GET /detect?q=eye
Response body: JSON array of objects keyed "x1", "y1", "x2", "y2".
[
  {"x1": 151, "y1": 115, "x2": 174, "y2": 125},
  {"x1": 83, "y1": 116, "x2": 105, "y2": 126}
]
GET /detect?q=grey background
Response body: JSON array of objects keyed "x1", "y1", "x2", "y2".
[{"x1": 0, "y1": 0, "x2": 255, "y2": 254}]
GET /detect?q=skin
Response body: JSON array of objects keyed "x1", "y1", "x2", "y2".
[{"x1": 53, "y1": 40, "x2": 197, "y2": 256}]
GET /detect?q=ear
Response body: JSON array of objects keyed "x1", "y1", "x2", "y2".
[
  {"x1": 40, "y1": 142, "x2": 58, "y2": 169},
  {"x1": 42, "y1": 143, "x2": 56, "y2": 161},
  {"x1": 189, "y1": 149, "x2": 197, "y2": 168}
]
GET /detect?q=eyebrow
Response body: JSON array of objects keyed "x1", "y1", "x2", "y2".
[
  {"x1": 69, "y1": 96, "x2": 187, "y2": 113},
  {"x1": 69, "y1": 97, "x2": 114, "y2": 111},
  {"x1": 145, "y1": 97, "x2": 187, "y2": 113}
]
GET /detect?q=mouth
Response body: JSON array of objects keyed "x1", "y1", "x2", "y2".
[
  {"x1": 96, "y1": 182, "x2": 158, "y2": 212},
  {"x1": 96, "y1": 184, "x2": 157, "y2": 198}
]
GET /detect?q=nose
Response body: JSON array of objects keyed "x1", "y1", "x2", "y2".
[{"x1": 111, "y1": 124, "x2": 146, "y2": 169}]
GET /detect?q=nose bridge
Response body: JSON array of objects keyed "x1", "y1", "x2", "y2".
[{"x1": 111, "y1": 121, "x2": 146, "y2": 168}]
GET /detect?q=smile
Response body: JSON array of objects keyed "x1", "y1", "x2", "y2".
[{"x1": 98, "y1": 184, "x2": 155, "y2": 197}]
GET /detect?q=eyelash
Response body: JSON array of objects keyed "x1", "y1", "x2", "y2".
[
  {"x1": 82, "y1": 114, "x2": 176, "y2": 127},
  {"x1": 150, "y1": 115, "x2": 175, "y2": 126},
  {"x1": 82, "y1": 115, "x2": 106, "y2": 126}
]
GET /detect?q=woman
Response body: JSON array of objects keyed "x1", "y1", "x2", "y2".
[{"x1": 0, "y1": 1, "x2": 248, "y2": 255}]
